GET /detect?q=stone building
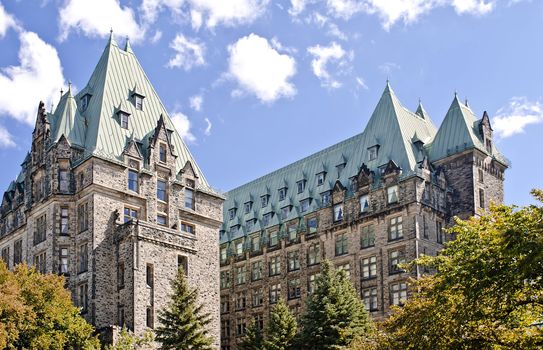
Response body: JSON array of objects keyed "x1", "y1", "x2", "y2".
[
  {"x1": 0, "y1": 36, "x2": 224, "y2": 346},
  {"x1": 218, "y1": 83, "x2": 508, "y2": 349}
]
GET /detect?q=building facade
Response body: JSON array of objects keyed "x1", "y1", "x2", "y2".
[
  {"x1": 218, "y1": 84, "x2": 508, "y2": 349},
  {"x1": 0, "y1": 37, "x2": 224, "y2": 346}
]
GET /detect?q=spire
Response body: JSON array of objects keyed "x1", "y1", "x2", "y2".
[
  {"x1": 415, "y1": 100, "x2": 429, "y2": 119},
  {"x1": 124, "y1": 36, "x2": 133, "y2": 53},
  {"x1": 107, "y1": 28, "x2": 117, "y2": 47}
]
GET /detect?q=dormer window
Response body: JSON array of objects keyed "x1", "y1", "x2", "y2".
[
  {"x1": 244, "y1": 201, "x2": 253, "y2": 213},
  {"x1": 300, "y1": 198, "x2": 310, "y2": 213},
  {"x1": 297, "y1": 180, "x2": 306, "y2": 194},
  {"x1": 260, "y1": 195, "x2": 269, "y2": 208},
  {"x1": 159, "y1": 143, "x2": 167, "y2": 163},
  {"x1": 81, "y1": 94, "x2": 91, "y2": 112},
  {"x1": 278, "y1": 187, "x2": 287, "y2": 201},
  {"x1": 336, "y1": 163, "x2": 345, "y2": 177},
  {"x1": 228, "y1": 208, "x2": 237, "y2": 220},
  {"x1": 134, "y1": 94, "x2": 144, "y2": 111},
  {"x1": 485, "y1": 139, "x2": 492, "y2": 153},
  {"x1": 368, "y1": 145, "x2": 379, "y2": 161},
  {"x1": 316, "y1": 172, "x2": 325, "y2": 186},
  {"x1": 281, "y1": 206, "x2": 291, "y2": 220},
  {"x1": 262, "y1": 212, "x2": 273, "y2": 227},
  {"x1": 118, "y1": 111, "x2": 130, "y2": 129}
]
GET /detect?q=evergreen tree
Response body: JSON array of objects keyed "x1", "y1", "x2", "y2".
[
  {"x1": 105, "y1": 327, "x2": 154, "y2": 350},
  {"x1": 239, "y1": 320, "x2": 264, "y2": 350},
  {"x1": 298, "y1": 260, "x2": 374, "y2": 349},
  {"x1": 264, "y1": 299, "x2": 297, "y2": 350},
  {"x1": 155, "y1": 268, "x2": 213, "y2": 350}
]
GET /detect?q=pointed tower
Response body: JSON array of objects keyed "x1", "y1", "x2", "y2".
[{"x1": 428, "y1": 94, "x2": 508, "y2": 219}]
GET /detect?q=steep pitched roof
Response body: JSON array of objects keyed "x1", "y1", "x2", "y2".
[
  {"x1": 74, "y1": 37, "x2": 211, "y2": 189},
  {"x1": 49, "y1": 87, "x2": 85, "y2": 146},
  {"x1": 220, "y1": 83, "x2": 437, "y2": 243}
]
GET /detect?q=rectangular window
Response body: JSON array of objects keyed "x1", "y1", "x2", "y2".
[
  {"x1": 338, "y1": 263, "x2": 351, "y2": 278},
  {"x1": 307, "y1": 217, "x2": 318, "y2": 234},
  {"x1": 59, "y1": 247, "x2": 69, "y2": 274},
  {"x1": 251, "y1": 234, "x2": 261, "y2": 252},
  {"x1": 307, "y1": 243, "x2": 320, "y2": 266},
  {"x1": 34, "y1": 251, "x2": 46, "y2": 274},
  {"x1": 118, "y1": 306, "x2": 125, "y2": 327},
  {"x1": 235, "y1": 292, "x2": 246, "y2": 310},
  {"x1": 321, "y1": 192, "x2": 330, "y2": 206},
  {"x1": 262, "y1": 213, "x2": 272, "y2": 227},
  {"x1": 13, "y1": 240, "x2": 22, "y2": 265},
  {"x1": 281, "y1": 206, "x2": 291, "y2": 220},
  {"x1": 308, "y1": 273, "x2": 319, "y2": 294},
  {"x1": 252, "y1": 261, "x2": 263, "y2": 281},
  {"x1": 437, "y1": 221, "x2": 443, "y2": 244},
  {"x1": 59, "y1": 170, "x2": 69, "y2": 192},
  {"x1": 333, "y1": 204, "x2": 343, "y2": 222},
  {"x1": 228, "y1": 208, "x2": 236, "y2": 220},
  {"x1": 300, "y1": 199, "x2": 310, "y2": 213},
  {"x1": 288, "y1": 224, "x2": 298, "y2": 242},
  {"x1": 178, "y1": 255, "x2": 188, "y2": 275},
  {"x1": 135, "y1": 95, "x2": 143, "y2": 111},
  {"x1": 269, "y1": 256, "x2": 281, "y2": 276},
  {"x1": 478, "y1": 169, "x2": 484, "y2": 183},
  {"x1": 34, "y1": 214, "x2": 47, "y2": 245},
  {"x1": 146, "y1": 263, "x2": 154, "y2": 288},
  {"x1": 389, "y1": 216, "x2": 403, "y2": 241},
  {"x1": 359, "y1": 195, "x2": 369, "y2": 213},
  {"x1": 269, "y1": 283, "x2": 281, "y2": 304},
  {"x1": 157, "y1": 180, "x2": 167, "y2": 202},
  {"x1": 235, "y1": 240, "x2": 243, "y2": 256},
  {"x1": 316, "y1": 172, "x2": 325, "y2": 186},
  {"x1": 185, "y1": 188, "x2": 195, "y2": 209},
  {"x1": 288, "y1": 278, "x2": 301, "y2": 299},
  {"x1": 220, "y1": 271, "x2": 231, "y2": 289},
  {"x1": 181, "y1": 222, "x2": 195, "y2": 234},
  {"x1": 244, "y1": 201, "x2": 252, "y2": 213},
  {"x1": 128, "y1": 170, "x2": 138, "y2": 192},
  {"x1": 335, "y1": 233, "x2": 348, "y2": 256},
  {"x1": 120, "y1": 112, "x2": 129, "y2": 129},
  {"x1": 235, "y1": 265, "x2": 246, "y2": 285},
  {"x1": 390, "y1": 282, "x2": 408, "y2": 306},
  {"x1": 157, "y1": 214, "x2": 167, "y2": 226},
  {"x1": 221, "y1": 320, "x2": 230, "y2": 339},
  {"x1": 297, "y1": 180, "x2": 306, "y2": 193},
  {"x1": 389, "y1": 250, "x2": 405, "y2": 274},
  {"x1": 479, "y1": 188, "x2": 485, "y2": 209},
  {"x1": 278, "y1": 188, "x2": 287, "y2": 201},
  {"x1": 360, "y1": 224, "x2": 375, "y2": 248},
  {"x1": 60, "y1": 208, "x2": 69, "y2": 235},
  {"x1": 78, "y1": 202, "x2": 89, "y2": 232},
  {"x1": 252, "y1": 288, "x2": 264, "y2": 307},
  {"x1": 124, "y1": 207, "x2": 138, "y2": 223},
  {"x1": 159, "y1": 143, "x2": 167, "y2": 163},
  {"x1": 220, "y1": 246, "x2": 228, "y2": 263},
  {"x1": 362, "y1": 287, "x2": 378, "y2": 311},
  {"x1": 236, "y1": 318, "x2": 246, "y2": 336},
  {"x1": 361, "y1": 256, "x2": 377, "y2": 279},
  {"x1": 246, "y1": 219, "x2": 255, "y2": 232},
  {"x1": 221, "y1": 295, "x2": 230, "y2": 314},
  {"x1": 387, "y1": 185, "x2": 399, "y2": 204},
  {"x1": 146, "y1": 307, "x2": 154, "y2": 328},
  {"x1": 118, "y1": 262, "x2": 125, "y2": 289},
  {"x1": 79, "y1": 283, "x2": 88, "y2": 313},
  {"x1": 287, "y1": 251, "x2": 300, "y2": 272},
  {"x1": 268, "y1": 230, "x2": 278, "y2": 247},
  {"x1": 1, "y1": 247, "x2": 10, "y2": 269},
  {"x1": 78, "y1": 243, "x2": 88, "y2": 273},
  {"x1": 260, "y1": 195, "x2": 269, "y2": 208},
  {"x1": 368, "y1": 146, "x2": 378, "y2": 161}
]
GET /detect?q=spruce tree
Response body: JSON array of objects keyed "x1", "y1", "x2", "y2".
[
  {"x1": 264, "y1": 298, "x2": 297, "y2": 350},
  {"x1": 238, "y1": 320, "x2": 264, "y2": 350},
  {"x1": 298, "y1": 260, "x2": 374, "y2": 349},
  {"x1": 155, "y1": 268, "x2": 213, "y2": 350}
]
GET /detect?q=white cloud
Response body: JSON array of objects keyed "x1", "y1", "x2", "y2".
[
  {"x1": 307, "y1": 42, "x2": 352, "y2": 89},
  {"x1": 0, "y1": 3, "x2": 18, "y2": 38},
  {"x1": 493, "y1": 97, "x2": 543, "y2": 138},
  {"x1": 378, "y1": 61, "x2": 401, "y2": 75},
  {"x1": 0, "y1": 31, "x2": 65, "y2": 125},
  {"x1": 452, "y1": 0, "x2": 494, "y2": 14},
  {"x1": 150, "y1": 30, "x2": 163, "y2": 44},
  {"x1": 190, "y1": 95, "x2": 203, "y2": 111},
  {"x1": 141, "y1": 0, "x2": 269, "y2": 29},
  {"x1": 356, "y1": 76, "x2": 368, "y2": 89},
  {"x1": 326, "y1": 0, "x2": 365, "y2": 19},
  {"x1": 171, "y1": 112, "x2": 196, "y2": 143},
  {"x1": 0, "y1": 125, "x2": 15, "y2": 148},
  {"x1": 227, "y1": 34, "x2": 297, "y2": 103},
  {"x1": 204, "y1": 117, "x2": 212, "y2": 136},
  {"x1": 58, "y1": 0, "x2": 144, "y2": 42},
  {"x1": 167, "y1": 34, "x2": 206, "y2": 70}
]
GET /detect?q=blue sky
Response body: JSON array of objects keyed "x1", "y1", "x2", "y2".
[{"x1": 0, "y1": 0, "x2": 541, "y2": 206}]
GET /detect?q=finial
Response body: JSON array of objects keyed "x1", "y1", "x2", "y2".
[
  {"x1": 418, "y1": 97, "x2": 422, "y2": 105},
  {"x1": 465, "y1": 98, "x2": 469, "y2": 107},
  {"x1": 68, "y1": 81, "x2": 72, "y2": 92},
  {"x1": 454, "y1": 90, "x2": 458, "y2": 98},
  {"x1": 386, "y1": 76, "x2": 390, "y2": 84},
  {"x1": 60, "y1": 87, "x2": 64, "y2": 96}
]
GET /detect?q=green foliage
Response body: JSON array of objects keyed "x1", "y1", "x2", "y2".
[
  {"x1": 155, "y1": 268, "x2": 214, "y2": 350},
  {"x1": 239, "y1": 320, "x2": 264, "y2": 350},
  {"x1": 298, "y1": 260, "x2": 374, "y2": 350},
  {"x1": 264, "y1": 299, "x2": 298, "y2": 350},
  {"x1": 0, "y1": 262, "x2": 99, "y2": 349},
  {"x1": 105, "y1": 327, "x2": 154, "y2": 350},
  {"x1": 383, "y1": 189, "x2": 543, "y2": 349}
]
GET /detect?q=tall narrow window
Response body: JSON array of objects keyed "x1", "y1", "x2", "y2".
[
  {"x1": 316, "y1": 172, "x2": 325, "y2": 186},
  {"x1": 362, "y1": 287, "x2": 378, "y2": 311},
  {"x1": 436, "y1": 221, "x2": 443, "y2": 244},
  {"x1": 81, "y1": 94, "x2": 91, "y2": 112},
  {"x1": 287, "y1": 251, "x2": 300, "y2": 271},
  {"x1": 390, "y1": 282, "x2": 407, "y2": 306},
  {"x1": 387, "y1": 185, "x2": 399, "y2": 204},
  {"x1": 252, "y1": 261, "x2": 263, "y2": 281},
  {"x1": 359, "y1": 195, "x2": 369, "y2": 213},
  {"x1": 297, "y1": 180, "x2": 306, "y2": 193},
  {"x1": 59, "y1": 170, "x2": 69, "y2": 192},
  {"x1": 34, "y1": 214, "x2": 47, "y2": 245},
  {"x1": 1, "y1": 247, "x2": 10, "y2": 269},
  {"x1": 78, "y1": 202, "x2": 89, "y2": 232},
  {"x1": 478, "y1": 169, "x2": 484, "y2": 183},
  {"x1": 335, "y1": 233, "x2": 348, "y2": 256},
  {"x1": 146, "y1": 264, "x2": 154, "y2": 288},
  {"x1": 34, "y1": 251, "x2": 46, "y2": 273},
  {"x1": 333, "y1": 204, "x2": 343, "y2": 222},
  {"x1": 13, "y1": 240, "x2": 22, "y2": 265},
  {"x1": 269, "y1": 283, "x2": 281, "y2": 304},
  {"x1": 307, "y1": 243, "x2": 320, "y2": 266},
  {"x1": 128, "y1": 170, "x2": 138, "y2": 192},
  {"x1": 388, "y1": 216, "x2": 403, "y2": 241},
  {"x1": 360, "y1": 224, "x2": 375, "y2": 248},
  {"x1": 79, "y1": 283, "x2": 88, "y2": 312},
  {"x1": 307, "y1": 217, "x2": 318, "y2": 234},
  {"x1": 278, "y1": 188, "x2": 287, "y2": 201},
  {"x1": 361, "y1": 256, "x2": 377, "y2": 279},
  {"x1": 78, "y1": 243, "x2": 88, "y2": 273},
  {"x1": 479, "y1": 189, "x2": 485, "y2": 209},
  {"x1": 159, "y1": 143, "x2": 167, "y2": 162},
  {"x1": 157, "y1": 180, "x2": 167, "y2": 202},
  {"x1": 134, "y1": 95, "x2": 144, "y2": 110},
  {"x1": 260, "y1": 195, "x2": 269, "y2": 208},
  {"x1": 118, "y1": 262, "x2": 125, "y2": 289},
  {"x1": 59, "y1": 247, "x2": 69, "y2": 274},
  {"x1": 389, "y1": 249, "x2": 405, "y2": 274},
  {"x1": 60, "y1": 208, "x2": 69, "y2": 235},
  {"x1": 146, "y1": 307, "x2": 154, "y2": 328},
  {"x1": 178, "y1": 255, "x2": 188, "y2": 275},
  {"x1": 119, "y1": 112, "x2": 129, "y2": 129},
  {"x1": 185, "y1": 188, "x2": 194, "y2": 209}
]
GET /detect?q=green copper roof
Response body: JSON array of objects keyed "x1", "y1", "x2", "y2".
[
  {"x1": 49, "y1": 87, "x2": 85, "y2": 146},
  {"x1": 72, "y1": 37, "x2": 211, "y2": 189},
  {"x1": 220, "y1": 83, "x2": 438, "y2": 243}
]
